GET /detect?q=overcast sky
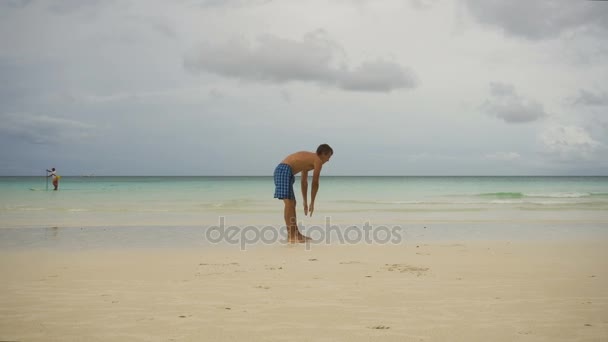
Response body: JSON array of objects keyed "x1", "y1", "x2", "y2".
[{"x1": 1, "y1": 0, "x2": 607, "y2": 176}]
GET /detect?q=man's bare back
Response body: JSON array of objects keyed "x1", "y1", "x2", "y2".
[{"x1": 281, "y1": 151, "x2": 322, "y2": 175}]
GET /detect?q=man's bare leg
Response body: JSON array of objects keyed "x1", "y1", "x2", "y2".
[{"x1": 283, "y1": 199, "x2": 310, "y2": 243}]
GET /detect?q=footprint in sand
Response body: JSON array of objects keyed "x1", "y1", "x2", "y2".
[
  {"x1": 384, "y1": 264, "x2": 429, "y2": 276},
  {"x1": 255, "y1": 285, "x2": 271, "y2": 290},
  {"x1": 370, "y1": 325, "x2": 390, "y2": 330},
  {"x1": 197, "y1": 262, "x2": 241, "y2": 276},
  {"x1": 265, "y1": 265, "x2": 283, "y2": 270}
]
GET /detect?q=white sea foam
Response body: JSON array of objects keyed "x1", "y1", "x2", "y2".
[
  {"x1": 525, "y1": 192, "x2": 591, "y2": 198},
  {"x1": 489, "y1": 200, "x2": 524, "y2": 204}
]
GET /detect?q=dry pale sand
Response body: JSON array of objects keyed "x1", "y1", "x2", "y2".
[{"x1": 1, "y1": 241, "x2": 607, "y2": 341}]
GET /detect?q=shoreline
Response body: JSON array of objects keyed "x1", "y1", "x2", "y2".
[{"x1": 1, "y1": 222, "x2": 607, "y2": 251}]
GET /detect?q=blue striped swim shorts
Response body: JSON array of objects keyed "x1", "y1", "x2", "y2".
[{"x1": 273, "y1": 163, "x2": 295, "y2": 200}]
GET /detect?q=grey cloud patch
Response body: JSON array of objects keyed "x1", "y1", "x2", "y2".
[
  {"x1": 409, "y1": 0, "x2": 440, "y2": 10},
  {"x1": 149, "y1": 20, "x2": 177, "y2": 39},
  {"x1": 208, "y1": 88, "x2": 225, "y2": 100},
  {"x1": 0, "y1": 0, "x2": 33, "y2": 9},
  {"x1": 463, "y1": 0, "x2": 608, "y2": 40},
  {"x1": 337, "y1": 60, "x2": 417, "y2": 92},
  {"x1": 45, "y1": 0, "x2": 106, "y2": 14},
  {"x1": 482, "y1": 82, "x2": 547, "y2": 123},
  {"x1": 574, "y1": 89, "x2": 608, "y2": 107},
  {"x1": 183, "y1": 31, "x2": 417, "y2": 93},
  {"x1": 0, "y1": 0, "x2": 111, "y2": 14},
  {"x1": 280, "y1": 89, "x2": 291, "y2": 103},
  {"x1": 184, "y1": 32, "x2": 339, "y2": 83},
  {"x1": 484, "y1": 152, "x2": 521, "y2": 161},
  {"x1": 488, "y1": 82, "x2": 515, "y2": 97},
  {"x1": 0, "y1": 113, "x2": 96, "y2": 145},
  {"x1": 184, "y1": 0, "x2": 272, "y2": 9}
]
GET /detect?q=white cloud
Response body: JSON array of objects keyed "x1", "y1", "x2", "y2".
[
  {"x1": 539, "y1": 124, "x2": 602, "y2": 161},
  {"x1": 183, "y1": 30, "x2": 418, "y2": 92},
  {"x1": 485, "y1": 152, "x2": 521, "y2": 161},
  {"x1": 482, "y1": 82, "x2": 547, "y2": 123}
]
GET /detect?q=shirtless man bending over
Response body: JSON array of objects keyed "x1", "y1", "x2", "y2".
[{"x1": 273, "y1": 144, "x2": 333, "y2": 243}]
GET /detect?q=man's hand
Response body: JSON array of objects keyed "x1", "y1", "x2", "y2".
[
  {"x1": 309, "y1": 203, "x2": 314, "y2": 217},
  {"x1": 303, "y1": 203, "x2": 309, "y2": 216}
]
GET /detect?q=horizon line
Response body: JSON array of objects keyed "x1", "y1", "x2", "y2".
[{"x1": 1, "y1": 175, "x2": 607, "y2": 177}]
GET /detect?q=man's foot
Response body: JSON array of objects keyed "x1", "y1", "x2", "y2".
[{"x1": 287, "y1": 232, "x2": 312, "y2": 243}]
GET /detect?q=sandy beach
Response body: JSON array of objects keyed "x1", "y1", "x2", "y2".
[{"x1": 1, "y1": 240, "x2": 607, "y2": 341}]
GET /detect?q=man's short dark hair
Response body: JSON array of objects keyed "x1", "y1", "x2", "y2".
[{"x1": 316, "y1": 144, "x2": 333, "y2": 156}]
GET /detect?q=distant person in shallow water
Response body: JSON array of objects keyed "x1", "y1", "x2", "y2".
[
  {"x1": 47, "y1": 168, "x2": 60, "y2": 190},
  {"x1": 273, "y1": 144, "x2": 333, "y2": 243}
]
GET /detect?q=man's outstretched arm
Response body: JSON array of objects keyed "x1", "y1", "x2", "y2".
[
  {"x1": 301, "y1": 170, "x2": 309, "y2": 215},
  {"x1": 309, "y1": 161, "x2": 322, "y2": 217}
]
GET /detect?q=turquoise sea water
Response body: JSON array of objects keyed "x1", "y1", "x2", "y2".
[
  {"x1": 1, "y1": 176, "x2": 607, "y2": 249},
  {"x1": 1, "y1": 176, "x2": 607, "y2": 229}
]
